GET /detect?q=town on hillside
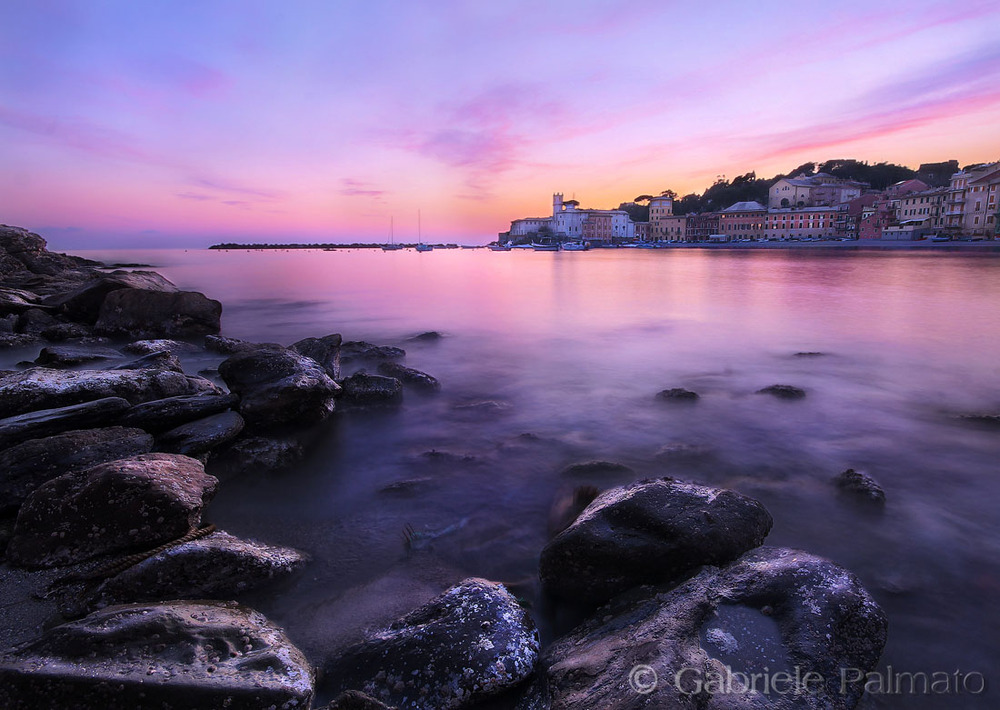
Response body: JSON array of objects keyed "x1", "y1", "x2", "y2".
[{"x1": 500, "y1": 160, "x2": 1000, "y2": 247}]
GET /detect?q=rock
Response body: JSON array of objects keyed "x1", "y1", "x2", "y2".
[
  {"x1": 340, "y1": 372, "x2": 404, "y2": 405},
  {"x1": 43, "y1": 269, "x2": 177, "y2": 324},
  {"x1": 95, "y1": 289, "x2": 222, "y2": 338},
  {"x1": 377, "y1": 361, "x2": 440, "y2": 393},
  {"x1": 80, "y1": 529, "x2": 307, "y2": 612},
  {"x1": 121, "y1": 392, "x2": 239, "y2": 433},
  {"x1": 0, "y1": 367, "x2": 220, "y2": 419},
  {"x1": 324, "y1": 578, "x2": 538, "y2": 710},
  {"x1": 957, "y1": 413, "x2": 1000, "y2": 427},
  {"x1": 110, "y1": 349, "x2": 184, "y2": 372},
  {"x1": 323, "y1": 690, "x2": 397, "y2": 709},
  {"x1": 559, "y1": 460, "x2": 635, "y2": 478},
  {"x1": 6, "y1": 453, "x2": 217, "y2": 568},
  {"x1": 533, "y1": 547, "x2": 887, "y2": 710},
  {"x1": 0, "y1": 313, "x2": 17, "y2": 332},
  {"x1": 219, "y1": 348, "x2": 340, "y2": 428},
  {"x1": 0, "y1": 225, "x2": 96, "y2": 278},
  {"x1": 756, "y1": 384, "x2": 806, "y2": 399},
  {"x1": 340, "y1": 340, "x2": 405, "y2": 365},
  {"x1": 408, "y1": 331, "x2": 443, "y2": 342},
  {"x1": 0, "y1": 600, "x2": 315, "y2": 710},
  {"x1": 33, "y1": 345, "x2": 123, "y2": 367},
  {"x1": 204, "y1": 334, "x2": 282, "y2": 354},
  {"x1": 38, "y1": 322, "x2": 93, "y2": 341},
  {"x1": 548, "y1": 485, "x2": 601, "y2": 537},
  {"x1": 794, "y1": 351, "x2": 826, "y2": 357},
  {"x1": 123, "y1": 338, "x2": 201, "y2": 355},
  {"x1": 539, "y1": 478, "x2": 773, "y2": 605},
  {"x1": 0, "y1": 426, "x2": 154, "y2": 514},
  {"x1": 0, "y1": 397, "x2": 131, "y2": 450},
  {"x1": 290, "y1": 333, "x2": 342, "y2": 379},
  {"x1": 0, "y1": 333, "x2": 42, "y2": 349},
  {"x1": 213, "y1": 436, "x2": 304, "y2": 473},
  {"x1": 834, "y1": 468, "x2": 886, "y2": 507},
  {"x1": 157, "y1": 411, "x2": 245, "y2": 456},
  {"x1": 16, "y1": 307, "x2": 59, "y2": 334},
  {"x1": 657, "y1": 387, "x2": 699, "y2": 401},
  {"x1": 0, "y1": 287, "x2": 42, "y2": 314}
]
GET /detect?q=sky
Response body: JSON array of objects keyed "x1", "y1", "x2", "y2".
[{"x1": 1, "y1": 0, "x2": 999, "y2": 248}]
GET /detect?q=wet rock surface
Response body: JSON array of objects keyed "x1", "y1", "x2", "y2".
[
  {"x1": 340, "y1": 340, "x2": 406, "y2": 365},
  {"x1": 531, "y1": 547, "x2": 887, "y2": 710},
  {"x1": 6, "y1": 453, "x2": 217, "y2": 568},
  {"x1": 291, "y1": 333, "x2": 342, "y2": 379},
  {"x1": 33, "y1": 344, "x2": 123, "y2": 367},
  {"x1": 95, "y1": 288, "x2": 222, "y2": 338},
  {"x1": 121, "y1": 391, "x2": 239, "y2": 433},
  {"x1": 0, "y1": 600, "x2": 315, "y2": 710},
  {"x1": 157, "y1": 411, "x2": 245, "y2": 456},
  {"x1": 323, "y1": 690, "x2": 398, "y2": 709},
  {"x1": 540, "y1": 478, "x2": 773, "y2": 605},
  {"x1": 377, "y1": 361, "x2": 441, "y2": 392},
  {"x1": 341, "y1": 372, "x2": 404, "y2": 405},
  {"x1": 0, "y1": 426, "x2": 154, "y2": 514},
  {"x1": 43, "y1": 269, "x2": 178, "y2": 324},
  {"x1": 110, "y1": 349, "x2": 185, "y2": 372},
  {"x1": 123, "y1": 338, "x2": 201, "y2": 355},
  {"x1": 324, "y1": 577, "x2": 539, "y2": 710},
  {"x1": 205, "y1": 334, "x2": 282, "y2": 354},
  {"x1": 219, "y1": 348, "x2": 340, "y2": 428},
  {"x1": 213, "y1": 435, "x2": 304, "y2": 473},
  {"x1": 0, "y1": 366, "x2": 220, "y2": 419},
  {"x1": 0, "y1": 397, "x2": 131, "y2": 450},
  {"x1": 79, "y1": 529, "x2": 307, "y2": 613},
  {"x1": 834, "y1": 468, "x2": 886, "y2": 507}
]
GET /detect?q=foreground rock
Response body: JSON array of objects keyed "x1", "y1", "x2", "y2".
[
  {"x1": 205, "y1": 334, "x2": 282, "y2": 354},
  {"x1": 340, "y1": 372, "x2": 403, "y2": 405},
  {"x1": 0, "y1": 397, "x2": 131, "y2": 450},
  {"x1": 219, "y1": 348, "x2": 340, "y2": 428},
  {"x1": 323, "y1": 691, "x2": 396, "y2": 709},
  {"x1": 340, "y1": 340, "x2": 405, "y2": 365},
  {"x1": 0, "y1": 367, "x2": 220, "y2": 419},
  {"x1": 0, "y1": 427, "x2": 154, "y2": 514},
  {"x1": 291, "y1": 333, "x2": 342, "y2": 379},
  {"x1": 79, "y1": 529, "x2": 307, "y2": 613},
  {"x1": 33, "y1": 344, "x2": 122, "y2": 367},
  {"x1": 0, "y1": 225, "x2": 96, "y2": 284},
  {"x1": 6, "y1": 453, "x2": 217, "y2": 568},
  {"x1": 834, "y1": 468, "x2": 886, "y2": 507},
  {"x1": 325, "y1": 578, "x2": 538, "y2": 709},
  {"x1": 156, "y1": 411, "x2": 245, "y2": 456},
  {"x1": 0, "y1": 600, "x2": 314, "y2": 709},
  {"x1": 377, "y1": 361, "x2": 440, "y2": 393},
  {"x1": 95, "y1": 288, "x2": 222, "y2": 338},
  {"x1": 43, "y1": 270, "x2": 177, "y2": 323},
  {"x1": 539, "y1": 478, "x2": 773, "y2": 605},
  {"x1": 123, "y1": 338, "x2": 201, "y2": 355},
  {"x1": 120, "y1": 391, "x2": 239, "y2": 433},
  {"x1": 528, "y1": 547, "x2": 887, "y2": 710}
]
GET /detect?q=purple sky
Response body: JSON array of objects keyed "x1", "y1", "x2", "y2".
[{"x1": 2, "y1": 0, "x2": 999, "y2": 247}]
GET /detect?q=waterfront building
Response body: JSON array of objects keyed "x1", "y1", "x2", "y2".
[
  {"x1": 769, "y1": 173, "x2": 866, "y2": 209},
  {"x1": 895, "y1": 188, "x2": 948, "y2": 234},
  {"x1": 649, "y1": 194, "x2": 674, "y2": 241},
  {"x1": 551, "y1": 193, "x2": 633, "y2": 243},
  {"x1": 509, "y1": 217, "x2": 552, "y2": 237},
  {"x1": 764, "y1": 207, "x2": 839, "y2": 240},
  {"x1": 633, "y1": 222, "x2": 650, "y2": 241},
  {"x1": 719, "y1": 201, "x2": 767, "y2": 240},
  {"x1": 943, "y1": 162, "x2": 1000, "y2": 237},
  {"x1": 836, "y1": 194, "x2": 880, "y2": 239},
  {"x1": 686, "y1": 213, "x2": 720, "y2": 241},
  {"x1": 658, "y1": 215, "x2": 687, "y2": 242}
]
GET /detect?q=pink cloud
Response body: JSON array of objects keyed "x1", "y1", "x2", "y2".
[{"x1": 338, "y1": 178, "x2": 385, "y2": 198}]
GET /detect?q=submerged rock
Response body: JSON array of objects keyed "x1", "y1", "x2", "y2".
[
  {"x1": 340, "y1": 340, "x2": 405, "y2": 365},
  {"x1": 756, "y1": 384, "x2": 807, "y2": 399},
  {"x1": 408, "y1": 331, "x2": 443, "y2": 342},
  {"x1": 121, "y1": 392, "x2": 239, "y2": 433},
  {"x1": 834, "y1": 468, "x2": 886, "y2": 507},
  {"x1": 377, "y1": 361, "x2": 440, "y2": 393},
  {"x1": 33, "y1": 345, "x2": 122, "y2": 367},
  {"x1": 324, "y1": 578, "x2": 538, "y2": 710},
  {"x1": 156, "y1": 411, "x2": 245, "y2": 456},
  {"x1": 540, "y1": 478, "x2": 773, "y2": 605},
  {"x1": 204, "y1": 334, "x2": 282, "y2": 354},
  {"x1": 290, "y1": 333, "x2": 342, "y2": 379},
  {"x1": 219, "y1": 348, "x2": 340, "y2": 429},
  {"x1": 0, "y1": 600, "x2": 315, "y2": 710},
  {"x1": 340, "y1": 372, "x2": 404, "y2": 405},
  {"x1": 78, "y1": 529, "x2": 307, "y2": 613},
  {"x1": 0, "y1": 426, "x2": 154, "y2": 514},
  {"x1": 6, "y1": 453, "x2": 217, "y2": 568},
  {"x1": 0, "y1": 397, "x2": 131, "y2": 450},
  {"x1": 110, "y1": 349, "x2": 185, "y2": 372},
  {"x1": 531, "y1": 547, "x2": 887, "y2": 710},
  {"x1": 0, "y1": 366, "x2": 220, "y2": 419},
  {"x1": 657, "y1": 387, "x2": 700, "y2": 401},
  {"x1": 95, "y1": 289, "x2": 222, "y2": 338},
  {"x1": 212, "y1": 435, "x2": 304, "y2": 473}
]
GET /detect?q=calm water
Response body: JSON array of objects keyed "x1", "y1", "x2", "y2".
[{"x1": 52, "y1": 248, "x2": 1000, "y2": 705}]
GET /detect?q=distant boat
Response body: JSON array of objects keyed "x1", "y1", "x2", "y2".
[
  {"x1": 488, "y1": 244, "x2": 511, "y2": 251},
  {"x1": 561, "y1": 242, "x2": 587, "y2": 251},
  {"x1": 382, "y1": 217, "x2": 403, "y2": 251},
  {"x1": 415, "y1": 210, "x2": 433, "y2": 251},
  {"x1": 531, "y1": 242, "x2": 559, "y2": 251}
]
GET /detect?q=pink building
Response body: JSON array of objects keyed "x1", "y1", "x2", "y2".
[
  {"x1": 719, "y1": 202, "x2": 767, "y2": 240},
  {"x1": 582, "y1": 212, "x2": 614, "y2": 242}
]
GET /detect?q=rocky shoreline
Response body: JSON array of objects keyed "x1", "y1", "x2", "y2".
[{"x1": 0, "y1": 224, "x2": 890, "y2": 709}]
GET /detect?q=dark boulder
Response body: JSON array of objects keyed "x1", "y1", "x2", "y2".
[
  {"x1": 0, "y1": 286, "x2": 41, "y2": 315},
  {"x1": 323, "y1": 690, "x2": 397, "y2": 709},
  {"x1": 340, "y1": 340, "x2": 405, "y2": 365},
  {"x1": 156, "y1": 411, "x2": 245, "y2": 456},
  {"x1": 290, "y1": 333, "x2": 342, "y2": 379},
  {"x1": 834, "y1": 468, "x2": 886, "y2": 507},
  {"x1": 110, "y1": 349, "x2": 184, "y2": 372},
  {"x1": 0, "y1": 333, "x2": 42, "y2": 349},
  {"x1": 0, "y1": 600, "x2": 315, "y2": 710},
  {"x1": 657, "y1": 387, "x2": 699, "y2": 401},
  {"x1": 0, "y1": 366, "x2": 220, "y2": 418},
  {"x1": 123, "y1": 338, "x2": 201, "y2": 355},
  {"x1": 756, "y1": 384, "x2": 806, "y2": 399},
  {"x1": 408, "y1": 331, "x2": 443, "y2": 342},
  {"x1": 0, "y1": 225, "x2": 96, "y2": 278},
  {"x1": 377, "y1": 361, "x2": 440, "y2": 393},
  {"x1": 43, "y1": 269, "x2": 177, "y2": 324},
  {"x1": 539, "y1": 478, "x2": 773, "y2": 605},
  {"x1": 121, "y1": 392, "x2": 239, "y2": 433},
  {"x1": 79, "y1": 529, "x2": 307, "y2": 612},
  {"x1": 33, "y1": 345, "x2": 123, "y2": 368},
  {"x1": 0, "y1": 426, "x2": 154, "y2": 514},
  {"x1": 219, "y1": 348, "x2": 340, "y2": 429},
  {"x1": 16, "y1": 307, "x2": 60, "y2": 334},
  {"x1": 324, "y1": 578, "x2": 538, "y2": 710},
  {"x1": 213, "y1": 435, "x2": 304, "y2": 473},
  {"x1": 0, "y1": 397, "x2": 131, "y2": 450},
  {"x1": 532, "y1": 547, "x2": 887, "y2": 710},
  {"x1": 204, "y1": 334, "x2": 282, "y2": 354},
  {"x1": 340, "y1": 372, "x2": 403, "y2": 405},
  {"x1": 6, "y1": 453, "x2": 217, "y2": 568},
  {"x1": 548, "y1": 485, "x2": 601, "y2": 537},
  {"x1": 38, "y1": 321, "x2": 94, "y2": 341},
  {"x1": 95, "y1": 289, "x2": 222, "y2": 338}
]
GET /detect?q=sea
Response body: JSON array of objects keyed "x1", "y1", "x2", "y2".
[{"x1": 16, "y1": 246, "x2": 1000, "y2": 707}]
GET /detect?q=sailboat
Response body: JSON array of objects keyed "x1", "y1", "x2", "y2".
[
  {"x1": 381, "y1": 217, "x2": 403, "y2": 251},
  {"x1": 415, "y1": 210, "x2": 433, "y2": 251}
]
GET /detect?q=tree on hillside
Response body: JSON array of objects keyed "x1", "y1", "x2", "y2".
[
  {"x1": 659, "y1": 189, "x2": 678, "y2": 199},
  {"x1": 634, "y1": 194, "x2": 653, "y2": 203},
  {"x1": 618, "y1": 202, "x2": 649, "y2": 222}
]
